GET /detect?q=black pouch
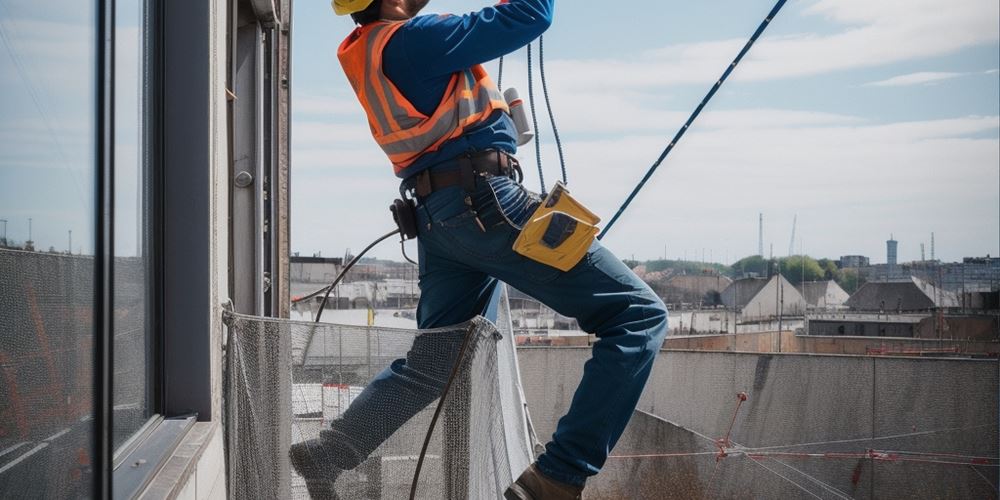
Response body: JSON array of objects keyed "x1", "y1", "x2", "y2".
[{"x1": 390, "y1": 198, "x2": 419, "y2": 240}]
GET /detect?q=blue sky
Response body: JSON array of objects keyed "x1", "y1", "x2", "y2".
[
  {"x1": 1, "y1": 0, "x2": 996, "y2": 265},
  {"x1": 289, "y1": 0, "x2": 999, "y2": 265}
]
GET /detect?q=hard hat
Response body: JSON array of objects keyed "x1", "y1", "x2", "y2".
[{"x1": 331, "y1": 0, "x2": 375, "y2": 16}]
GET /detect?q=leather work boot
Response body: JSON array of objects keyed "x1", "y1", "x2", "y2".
[
  {"x1": 289, "y1": 438, "x2": 343, "y2": 500},
  {"x1": 504, "y1": 464, "x2": 584, "y2": 500}
]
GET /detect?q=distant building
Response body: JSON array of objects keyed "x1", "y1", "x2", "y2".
[
  {"x1": 290, "y1": 255, "x2": 343, "y2": 283},
  {"x1": 660, "y1": 273, "x2": 733, "y2": 306},
  {"x1": 845, "y1": 277, "x2": 958, "y2": 312},
  {"x1": 838, "y1": 255, "x2": 870, "y2": 268},
  {"x1": 806, "y1": 312, "x2": 998, "y2": 340},
  {"x1": 720, "y1": 275, "x2": 807, "y2": 320},
  {"x1": 887, "y1": 237, "x2": 898, "y2": 278},
  {"x1": 796, "y1": 281, "x2": 850, "y2": 310},
  {"x1": 856, "y1": 256, "x2": 1000, "y2": 293}
]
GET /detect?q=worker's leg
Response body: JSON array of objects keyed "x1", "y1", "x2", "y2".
[
  {"x1": 493, "y1": 241, "x2": 667, "y2": 487},
  {"x1": 314, "y1": 197, "x2": 498, "y2": 471},
  {"x1": 418, "y1": 175, "x2": 669, "y2": 487}
]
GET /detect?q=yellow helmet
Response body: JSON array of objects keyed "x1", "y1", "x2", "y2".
[{"x1": 331, "y1": 0, "x2": 375, "y2": 16}]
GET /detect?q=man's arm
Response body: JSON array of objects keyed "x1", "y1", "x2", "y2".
[{"x1": 398, "y1": 0, "x2": 555, "y2": 77}]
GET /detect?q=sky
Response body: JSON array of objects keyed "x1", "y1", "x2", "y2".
[
  {"x1": 290, "y1": 0, "x2": 999, "y2": 265},
  {"x1": 3, "y1": 1, "x2": 994, "y2": 264},
  {"x1": 0, "y1": 0, "x2": 146, "y2": 257}
]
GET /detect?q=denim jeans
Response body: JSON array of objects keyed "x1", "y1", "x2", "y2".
[{"x1": 321, "y1": 174, "x2": 668, "y2": 487}]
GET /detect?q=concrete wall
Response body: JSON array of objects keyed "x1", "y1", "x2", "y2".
[
  {"x1": 516, "y1": 348, "x2": 999, "y2": 499},
  {"x1": 660, "y1": 330, "x2": 1000, "y2": 356}
]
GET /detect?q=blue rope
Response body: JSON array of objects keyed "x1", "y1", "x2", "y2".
[
  {"x1": 598, "y1": 0, "x2": 788, "y2": 240},
  {"x1": 526, "y1": 42, "x2": 546, "y2": 194},
  {"x1": 496, "y1": 56, "x2": 504, "y2": 90},
  {"x1": 538, "y1": 36, "x2": 568, "y2": 185}
]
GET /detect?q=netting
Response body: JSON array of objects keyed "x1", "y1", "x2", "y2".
[
  {"x1": 0, "y1": 249, "x2": 96, "y2": 498},
  {"x1": 223, "y1": 290, "x2": 534, "y2": 499}
]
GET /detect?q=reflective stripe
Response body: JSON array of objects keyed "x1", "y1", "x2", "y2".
[
  {"x1": 339, "y1": 21, "x2": 509, "y2": 172},
  {"x1": 361, "y1": 25, "x2": 394, "y2": 136}
]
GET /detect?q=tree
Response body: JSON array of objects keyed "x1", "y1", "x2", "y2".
[
  {"x1": 779, "y1": 256, "x2": 825, "y2": 285},
  {"x1": 729, "y1": 255, "x2": 768, "y2": 278},
  {"x1": 837, "y1": 268, "x2": 866, "y2": 293}
]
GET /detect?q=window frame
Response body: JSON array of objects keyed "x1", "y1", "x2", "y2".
[{"x1": 96, "y1": 0, "x2": 169, "y2": 495}]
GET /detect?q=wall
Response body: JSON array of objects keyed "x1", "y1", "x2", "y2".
[
  {"x1": 660, "y1": 330, "x2": 999, "y2": 356},
  {"x1": 516, "y1": 348, "x2": 999, "y2": 499}
]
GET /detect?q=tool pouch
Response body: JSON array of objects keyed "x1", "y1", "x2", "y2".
[
  {"x1": 512, "y1": 182, "x2": 600, "y2": 272},
  {"x1": 390, "y1": 198, "x2": 419, "y2": 240}
]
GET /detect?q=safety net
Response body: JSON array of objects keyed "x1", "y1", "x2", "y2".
[{"x1": 222, "y1": 289, "x2": 535, "y2": 500}]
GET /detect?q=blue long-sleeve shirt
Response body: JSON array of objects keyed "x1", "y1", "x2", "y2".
[{"x1": 381, "y1": 0, "x2": 554, "y2": 178}]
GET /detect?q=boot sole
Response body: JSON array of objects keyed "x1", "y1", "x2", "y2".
[{"x1": 504, "y1": 483, "x2": 532, "y2": 500}]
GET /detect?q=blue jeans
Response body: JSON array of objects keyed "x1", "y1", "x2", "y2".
[{"x1": 321, "y1": 174, "x2": 668, "y2": 487}]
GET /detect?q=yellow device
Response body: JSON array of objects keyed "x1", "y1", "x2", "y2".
[{"x1": 512, "y1": 182, "x2": 600, "y2": 272}]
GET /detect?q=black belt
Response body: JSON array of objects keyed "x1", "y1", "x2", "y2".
[{"x1": 404, "y1": 150, "x2": 522, "y2": 198}]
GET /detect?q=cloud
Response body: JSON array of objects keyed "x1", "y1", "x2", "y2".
[
  {"x1": 863, "y1": 71, "x2": 965, "y2": 87},
  {"x1": 540, "y1": 0, "x2": 998, "y2": 92},
  {"x1": 291, "y1": 110, "x2": 1000, "y2": 262}
]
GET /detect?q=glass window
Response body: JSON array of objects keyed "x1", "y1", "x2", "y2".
[
  {"x1": 0, "y1": 0, "x2": 98, "y2": 497},
  {"x1": 112, "y1": 0, "x2": 154, "y2": 451}
]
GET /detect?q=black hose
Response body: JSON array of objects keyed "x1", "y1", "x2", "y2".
[{"x1": 310, "y1": 229, "x2": 400, "y2": 323}]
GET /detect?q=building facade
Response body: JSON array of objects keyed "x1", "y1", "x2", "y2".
[{"x1": 0, "y1": 0, "x2": 291, "y2": 498}]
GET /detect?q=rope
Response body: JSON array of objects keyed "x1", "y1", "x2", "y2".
[
  {"x1": 746, "y1": 455, "x2": 826, "y2": 500},
  {"x1": 497, "y1": 56, "x2": 504, "y2": 90},
  {"x1": 537, "y1": 36, "x2": 567, "y2": 185},
  {"x1": 706, "y1": 392, "x2": 749, "y2": 497},
  {"x1": 598, "y1": 0, "x2": 788, "y2": 240},
  {"x1": 526, "y1": 42, "x2": 546, "y2": 194}
]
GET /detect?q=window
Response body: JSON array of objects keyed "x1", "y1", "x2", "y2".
[
  {"x1": 112, "y1": 0, "x2": 156, "y2": 452},
  {"x1": 0, "y1": 0, "x2": 99, "y2": 497}
]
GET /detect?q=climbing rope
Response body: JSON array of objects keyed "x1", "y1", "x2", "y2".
[
  {"x1": 526, "y1": 42, "x2": 546, "y2": 193},
  {"x1": 538, "y1": 35, "x2": 568, "y2": 186},
  {"x1": 598, "y1": 0, "x2": 788, "y2": 239},
  {"x1": 496, "y1": 55, "x2": 504, "y2": 90},
  {"x1": 525, "y1": 35, "x2": 568, "y2": 194}
]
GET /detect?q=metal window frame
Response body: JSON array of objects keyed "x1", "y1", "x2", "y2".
[
  {"x1": 94, "y1": 0, "x2": 117, "y2": 497},
  {"x1": 157, "y1": 0, "x2": 214, "y2": 423}
]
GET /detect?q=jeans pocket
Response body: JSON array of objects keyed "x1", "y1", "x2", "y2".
[{"x1": 483, "y1": 175, "x2": 541, "y2": 229}]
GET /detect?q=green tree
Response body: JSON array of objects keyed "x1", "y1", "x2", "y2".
[
  {"x1": 837, "y1": 268, "x2": 866, "y2": 293},
  {"x1": 730, "y1": 255, "x2": 768, "y2": 278},
  {"x1": 778, "y1": 255, "x2": 825, "y2": 285}
]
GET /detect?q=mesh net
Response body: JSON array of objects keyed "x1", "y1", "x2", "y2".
[{"x1": 223, "y1": 289, "x2": 534, "y2": 500}]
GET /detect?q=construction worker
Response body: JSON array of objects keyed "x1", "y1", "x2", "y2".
[{"x1": 289, "y1": 1, "x2": 668, "y2": 498}]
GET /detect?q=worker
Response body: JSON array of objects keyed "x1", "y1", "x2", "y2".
[{"x1": 289, "y1": 1, "x2": 668, "y2": 499}]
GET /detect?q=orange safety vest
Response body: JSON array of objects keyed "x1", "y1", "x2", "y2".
[{"x1": 338, "y1": 21, "x2": 509, "y2": 175}]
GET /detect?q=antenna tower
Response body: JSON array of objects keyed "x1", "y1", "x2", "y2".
[
  {"x1": 758, "y1": 213, "x2": 764, "y2": 257},
  {"x1": 788, "y1": 215, "x2": 797, "y2": 256}
]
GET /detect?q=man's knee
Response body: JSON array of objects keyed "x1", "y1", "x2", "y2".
[{"x1": 641, "y1": 294, "x2": 669, "y2": 350}]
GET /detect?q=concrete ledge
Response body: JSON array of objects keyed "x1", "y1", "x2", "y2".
[{"x1": 138, "y1": 422, "x2": 224, "y2": 500}]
